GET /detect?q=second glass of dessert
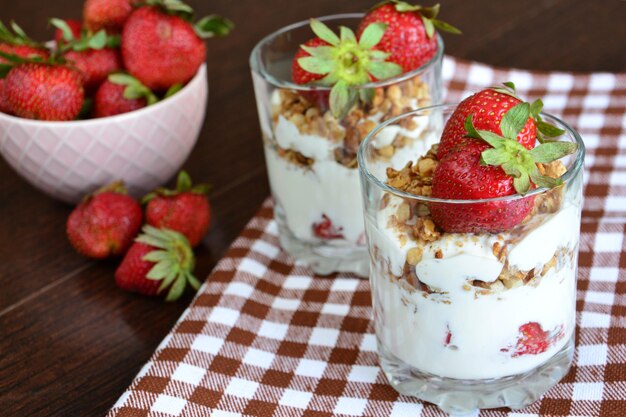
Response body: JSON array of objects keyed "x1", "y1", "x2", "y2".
[
  {"x1": 358, "y1": 85, "x2": 585, "y2": 413},
  {"x1": 250, "y1": 5, "x2": 459, "y2": 276}
]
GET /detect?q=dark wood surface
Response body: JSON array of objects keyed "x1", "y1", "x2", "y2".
[{"x1": 1, "y1": 1, "x2": 625, "y2": 415}]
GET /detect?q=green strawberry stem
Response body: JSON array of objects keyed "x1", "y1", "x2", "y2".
[
  {"x1": 109, "y1": 73, "x2": 159, "y2": 105},
  {"x1": 489, "y1": 82, "x2": 566, "y2": 143},
  {"x1": 0, "y1": 51, "x2": 52, "y2": 78},
  {"x1": 372, "y1": 1, "x2": 461, "y2": 38},
  {"x1": 142, "y1": 170, "x2": 211, "y2": 204},
  {"x1": 136, "y1": 225, "x2": 199, "y2": 301},
  {"x1": 298, "y1": 19, "x2": 402, "y2": 118},
  {"x1": 464, "y1": 103, "x2": 577, "y2": 195}
]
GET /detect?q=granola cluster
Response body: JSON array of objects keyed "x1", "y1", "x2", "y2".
[
  {"x1": 382, "y1": 146, "x2": 572, "y2": 295},
  {"x1": 270, "y1": 75, "x2": 431, "y2": 168}
]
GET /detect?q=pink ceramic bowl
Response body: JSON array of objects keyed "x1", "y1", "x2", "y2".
[{"x1": 0, "y1": 64, "x2": 208, "y2": 203}]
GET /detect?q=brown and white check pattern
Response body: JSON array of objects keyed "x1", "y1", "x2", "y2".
[{"x1": 108, "y1": 56, "x2": 626, "y2": 417}]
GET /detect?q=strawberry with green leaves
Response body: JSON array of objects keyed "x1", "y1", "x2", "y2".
[
  {"x1": 357, "y1": 1, "x2": 460, "y2": 73},
  {"x1": 122, "y1": 0, "x2": 233, "y2": 90},
  {"x1": 143, "y1": 171, "x2": 211, "y2": 247},
  {"x1": 437, "y1": 82, "x2": 564, "y2": 160},
  {"x1": 430, "y1": 98, "x2": 577, "y2": 233},
  {"x1": 115, "y1": 226, "x2": 201, "y2": 301},
  {"x1": 292, "y1": 18, "x2": 402, "y2": 118},
  {"x1": 67, "y1": 181, "x2": 143, "y2": 258},
  {"x1": 94, "y1": 73, "x2": 158, "y2": 117},
  {"x1": 52, "y1": 18, "x2": 122, "y2": 91}
]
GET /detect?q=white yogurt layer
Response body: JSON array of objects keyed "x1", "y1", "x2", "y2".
[
  {"x1": 371, "y1": 196, "x2": 580, "y2": 379},
  {"x1": 266, "y1": 106, "x2": 432, "y2": 244}
]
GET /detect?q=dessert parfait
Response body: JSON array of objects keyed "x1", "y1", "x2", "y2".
[
  {"x1": 358, "y1": 84, "x2": 585, "y2": 414},
  {"x1": 250, "y1": 3, "x2": 459, "y2": 275}
]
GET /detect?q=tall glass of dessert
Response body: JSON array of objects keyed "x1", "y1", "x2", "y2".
[
  {"x1": 358, "y1": 101, "x2": 584, "y2": 413},
  {"x1": 250, "y1": 14, "x2": 443, "y2": 276}
]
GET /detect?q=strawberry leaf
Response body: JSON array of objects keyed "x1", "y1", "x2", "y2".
[
  {"x1": 166, "y1": 276, "x2": 187, "y2": 301},
  {"x1": 310, "y1": 19, "x2": 340, "y2": 46},
  {"x1": 50, "y1": 18, "x2": 75, "y2": 42},
  {"x1": 394, "y1": 1, "x2": 422, "y2": 12},
  {"x1": 420, "y1": 14, "x2": 435, "y2": 38},
  {"x1": 514, "y1": 174, "x2": 531, "y2": 195},
  {"x1": 164, "y1": 83, "x2": 183, "y2": 99},
  {"x1": 358, "y1": 22, "x2": 387, "y2": 49},
  {"x1": 297, "y1": 56, "x2": 336, "y2": 75},
  {"x1": 501, "y1": 102, "x2": 530, "y2": 139},
  {"x1": 481, "y1": 148, "x2": 512, "y2": 166},
  {"x1": 329, "y1": 80, "x2": 357, "y2": 119},
  {"x1": 359, "y1": 88, "x2": 375, "y2": 105},
  {"x1": 87, "y1": 30, "x2": 107, "y2": 49},
  {"x1": 158, "y1": 268, "x2": 179, "y2": 293},
  {"x1": 109, "y1": 73, "x2": 159, "y2": 105},
  {"x1": 301, "y1": 45, "x2": 334, "y2": 59},
  {"x1": 536, "y1": 120, "x2": 566, "y2": 138},
  {"x1": 177, "y1": 170, "x2": 192, "y2": 192},
  {"x1": 366, "y1": 61, "x2": 402, "y2": 80},
  {"x1": 143, "y1": 250, "x2": 171, "y2": 263},
  {"x1": 529, "y1": 141, "x2": 577, "y2": 163},
  {"x1": 531, "y1": 171, "x2": 563, "y2": 188},
  {"x1": 339, "y1": 26, "x2": 357, "y2": 43},
  {"x1": 194, "y1": 15, "x2": 234, "y2": 38},
  {"x1": 530, "y1": 98, "x2": 543, "y2": 119},
  {"x1": 146, "y1": 259, "x2": 174, "y2": 280},
  {"x1": 431, "y1": 18, "x2": 462, "y2": 35}
]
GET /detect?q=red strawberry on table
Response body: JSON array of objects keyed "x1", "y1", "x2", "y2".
[
  {"x1": 292, "y1": 18, "x2": 402, "y2": 118},
  {"x1": 510, "y1": 322, "x2": 564, "y2": 357},
  {"x1": 115, "y1": 226, "x2": 200, "y2": 301},
  {"x1": 144, "y1": 171, "x2": 211, "y2": 247},
  {"x1": 93, "y1": 73, "x2": 158, "y2": 117},
  {"x1": 66, "y1": 181, "x2": 143, "y2": 259},
  {"x1": 84, "y1": 0, "x2": 133, "y2": 33},
  {"x1": 2, "y1": 63, "x2": 84, "y2": 121},
  {"x1": 121, "y1": 1, "x2": 233, "y2": 91},
  {"x1": 430, "y1": 93, "x2": 577, "y2": 233},
  {"x1": 357, "y1": 1, "x2": 460, "y2": 73}
]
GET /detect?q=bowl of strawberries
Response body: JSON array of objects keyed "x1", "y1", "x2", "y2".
[{"x1": 0, "y1": 0, "x2": 232, "y2": 203}]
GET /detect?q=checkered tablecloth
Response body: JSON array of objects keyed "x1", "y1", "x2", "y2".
[{"x1": 108, "y1": 56, "x2": 626, "y2": 417}]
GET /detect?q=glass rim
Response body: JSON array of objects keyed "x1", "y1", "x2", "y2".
[
  {"x1": 357, "y1": 103, "x2": 586, "y2": 204},
  {"x1": 249, "y1": 13, "x2": 444, "y2": 91}
]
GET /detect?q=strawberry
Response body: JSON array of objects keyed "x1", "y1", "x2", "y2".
[
  {"x1": 66, "y1": 181, "x2": 143, "y2": 259},
  {"x1": 509, "y1": 322, "x2": 564, "y2": 357},
  {"x1": 115, "y1": 226, "x2": 200, "y2": 301},
  {"x1": 144, "y1": 171, "x2": 211, "y2": 247},
  {"x1": 53, "y1": 19, "x2": 82, "y2": 46},
  {"x1": 357, "y1": 2, "x2": 460, "y2": 73},
  {"x1": 430, "y1": 97, "x2": 577, "y2": 233},
  {"x1": 312, "y1": 214, "x2": 344, "y2": 240},
  {"x1": 292, "y1": 18, "x2": 402, "y2": 118},
  {"x1": 93, "y1": 73, "x2": 158, "y2": 117},
  {"x1": 84, "y1": 0, "x2": 133, "y2": 33},
  {"x1": 3, "y1": 63, "x2": 84, "y2": 121},
  {"x1": 65, "y1": 48, "x2": 122, "y2": 91},
  {"x1": 0, "y1": 46, "x2": 50, "y2": 114},
  {"x1": 121, "y1": 3, "x2": 232, "y2": 91}
]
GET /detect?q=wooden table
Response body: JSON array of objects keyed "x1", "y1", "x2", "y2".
[{"x1": 1, "y1": 1, "x2": 624, "y2": 415}]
